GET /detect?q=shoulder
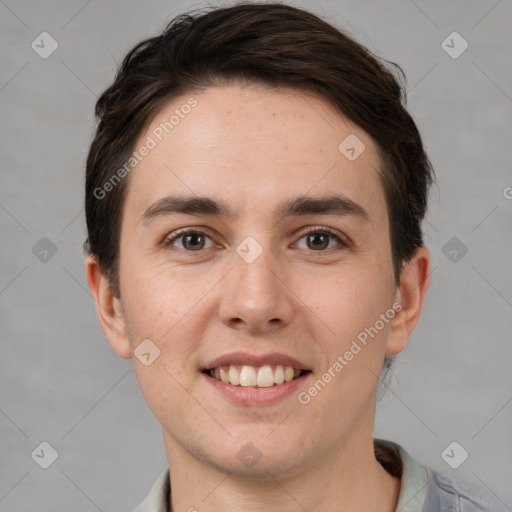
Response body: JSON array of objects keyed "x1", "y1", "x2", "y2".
[
  {"x1": 375, "y1": 439, "x2": 509, "y2": 512},
  {"x1": 424, "y1": 470, "x2": 510, "y2": 512}
]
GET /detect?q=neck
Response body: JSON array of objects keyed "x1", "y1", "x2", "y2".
[{"x1": 163, "y1": 428, "x2": 401, "y2": 512}]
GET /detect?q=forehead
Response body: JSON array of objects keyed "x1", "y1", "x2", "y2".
[{"x1": 124, "y1": 83, "x2": 387, "y2": 227}]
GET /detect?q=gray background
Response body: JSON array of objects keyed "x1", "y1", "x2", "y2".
[{"x1": 1, "y1": 0, "x2": 511, "y2": 510}]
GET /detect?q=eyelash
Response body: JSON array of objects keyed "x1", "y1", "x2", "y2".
[{"x1": 163, "y1": 226, "x2": 349, "y2": 253}]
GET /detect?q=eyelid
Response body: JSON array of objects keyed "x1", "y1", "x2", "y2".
[
  {"x1": 163, "y1": 225, "x2": 349, "y2": 252},
  {"x1": 163, "y1": 227, "x2": 217, "y2": 249},
  {"x1": 294, "y1": 225, "x2": 349, "y2": 249}
]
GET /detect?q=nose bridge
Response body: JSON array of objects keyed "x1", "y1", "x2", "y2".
[
  {"x1": 234, "y1": 235, "x2": 283, "y2": 304},
  {"x1": 238, "y1": 243, "x2": 279, "y2": 293},
  {"x1": 220, "y1": 234, "x2": 293, "y2": 330}
]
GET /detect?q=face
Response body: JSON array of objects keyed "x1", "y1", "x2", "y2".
[{"x1": 95, "y1": 82, "x2": 422, "y2": 478}]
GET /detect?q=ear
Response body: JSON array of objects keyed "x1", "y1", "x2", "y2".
[
  {"x1": 386, "y1": 246, "x2": 430, "y2": 355},
  {"x1": 85, "y1": 254, "x2": 132, "y2": 359}
]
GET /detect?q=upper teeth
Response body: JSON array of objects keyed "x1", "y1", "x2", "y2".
[{"x1": 208, "y1": 364, "x2": 302, "y2": 387}]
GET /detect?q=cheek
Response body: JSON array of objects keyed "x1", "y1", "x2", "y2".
[
  {"x1": 300, "y1": 266, "x2": 391, "y2": 341},
  {"x1": 303, "y1": 273, "x2": 393, "y2": 406},
  {"x1": 120, "y1": 256, "x2": 187, "y2": 332},
  {"x1": 132, "y1": 355, "x2": 210, "y2": 450},
  {"x1": 119, "y1": 257, "x2": 219, "y2": 374}
]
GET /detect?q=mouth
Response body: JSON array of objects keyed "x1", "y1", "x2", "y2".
[{"x1": 202, "y1": 364, "x2": 311, "y2": 388}]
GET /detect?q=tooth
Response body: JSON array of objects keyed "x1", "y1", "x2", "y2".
[
  {"x1": 216, "y1": 364, "x2": 302, "y2": 387},
  {"x1": 228, "y1": 365, "x2": 241, "y2": 385},
  {"x1": 257, "y1": 365, "x2": 275, "y2": 387},
  {"x1": 219, "y1": 366, "x2": 230, "y2": 383},
  {"x1": 274, "y1": 365, "x2": 285, "y2": 384},
  {"x1": 240, "y1": 365, "x2": 257, "y2": 386}
]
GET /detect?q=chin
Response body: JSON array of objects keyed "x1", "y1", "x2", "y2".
[{"x1": 201, "y1": 428, "x2": 308, "y2": 479}]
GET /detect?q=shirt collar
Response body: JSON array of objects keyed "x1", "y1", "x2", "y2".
[{"x1": 379, "y1": 439, "x2": 428, "y2": 512}]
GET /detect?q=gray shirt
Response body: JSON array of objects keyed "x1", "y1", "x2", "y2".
[{"x1": 134, "y1": 439, "x2": 508, "y2": 511}]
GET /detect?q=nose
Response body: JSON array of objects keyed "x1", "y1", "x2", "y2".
[{"x1": 218, "y1": 245, "x2": 294, "y2": 334}]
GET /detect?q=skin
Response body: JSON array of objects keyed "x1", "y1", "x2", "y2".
[{"x1": 86, "y1": 82, "x2": 430, "y2": 511}]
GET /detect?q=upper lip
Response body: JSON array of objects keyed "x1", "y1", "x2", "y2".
[{"x1": 203, "y1": 352, "x2": 310, "y2": 371}]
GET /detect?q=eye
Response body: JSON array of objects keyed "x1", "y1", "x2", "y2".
[
  {"x1": 163, "y1": 226, "x2": 348, "y2": 253},
  {"x1": 295, "y1": 227, "x2": 348, "y2": 251},
  {"x1": 164, "y1": 229, "x2": 215, "y2": 251}
]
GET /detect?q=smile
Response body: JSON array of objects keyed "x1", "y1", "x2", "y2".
[{"x1": 205, "y1": 364, "x2": 308, "y2": 387}]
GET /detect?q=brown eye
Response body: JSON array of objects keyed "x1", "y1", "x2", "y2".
[
  {"x1": 306, "y1": 233, "x2": 330, "y2": 250},
  {"x1": 181, "y1": 232, "x2": 206, "y2": 250},
  {"x1": 296, "y1": 227, "x2": 347, "y2": 251},
  {"x1": 164, "y1": 230, "x2": 214, "y2": 251}
]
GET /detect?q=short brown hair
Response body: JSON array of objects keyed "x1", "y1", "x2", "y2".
[{"x1": 84, "y1": 1, "x2": 434, "y2": 297}]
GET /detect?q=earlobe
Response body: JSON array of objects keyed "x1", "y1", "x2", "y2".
[
  {"x1": 386, "y1": 246, "x2": 431, "y2": 355},
  {"x1": 85, "y1": 255, "x2": 132, "y2": 359}
]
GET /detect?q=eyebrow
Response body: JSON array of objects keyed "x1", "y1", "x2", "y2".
[{"x1": 140, "y1": 193, "x2": 370, "y2": 225}]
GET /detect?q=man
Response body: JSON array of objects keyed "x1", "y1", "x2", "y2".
[{"x1": 84, "y1": 3, "x2": 506, "y2": 511}]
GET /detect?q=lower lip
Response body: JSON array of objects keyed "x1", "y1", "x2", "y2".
[{"x1": 202, "y1": 372, "x2": 311, "y2": 405}]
